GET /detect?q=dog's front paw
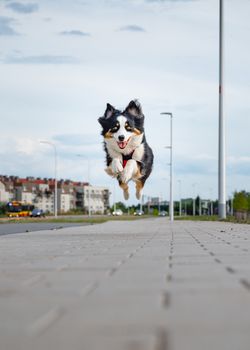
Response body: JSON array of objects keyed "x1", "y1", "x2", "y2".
[
  {"x1": 112, "y1": 158, "x2": 123, "y2": 174},
  {"x1": 121, "y1": 167, "x2": 133, "y2": 184},
  {"x1": 121, "y1": 159, "x2": 137, "y2": 183}
]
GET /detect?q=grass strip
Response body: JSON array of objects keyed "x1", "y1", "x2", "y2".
[{"x1": 0, "y1": 215, "x2": 153, "y2": 225}]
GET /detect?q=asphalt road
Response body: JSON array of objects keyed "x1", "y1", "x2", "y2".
[{"x1": 0, "y1": 222, "x2": 89, "y2": 236}]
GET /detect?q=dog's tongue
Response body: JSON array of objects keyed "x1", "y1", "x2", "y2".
[{"x1": 118, "y1": 141, "x2": 127, "y2": 149}]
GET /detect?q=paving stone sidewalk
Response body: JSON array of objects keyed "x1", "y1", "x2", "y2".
[{"x1": 0, "y1": 218, "x2": 250, "y2": 350}]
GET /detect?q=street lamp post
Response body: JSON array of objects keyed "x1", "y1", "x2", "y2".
[
  {"x1": 192, "y1": 183, "x2": 196, "y2": 216},
  {"x1": 147, "y1": 196, "x2": 151, "y2": 214},
  {"x1": 199, "y1": 196, "x2": 202, "y2": 216},
  {"x1": 77, "y1": 155, "x2": 91, "y2": 217},
  {"x1": 218, "y1": 0, "x2": 226, "y2": 219},
  {"x1": 161, "y1": 112, "x2": 173, "y2": 222},
  {"x1": 178, "y1": 179, "x2": 182, "y2": 216},
  {"x1": 40, "y1": 140, "x2": 57, "y2": 218},
  {"x1": 230, "y1": 197, "x2": 233, "y2": 216},
  {"x1": 209, "y1": 188, "x2": 213, "y2": 216},
  {"x1": 113, "y1": 181, "x2": 116, "y2": 213}
]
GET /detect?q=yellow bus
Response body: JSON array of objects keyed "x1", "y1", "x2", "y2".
[{"x1": 6, "y1": 201, "x2": 34, "y2": 218}]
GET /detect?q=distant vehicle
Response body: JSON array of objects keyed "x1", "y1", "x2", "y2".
[
  {"x1": 112, "y1": 209, "x2": 123, "y2": 216},
  {"x1": 30, "y1": 208, "x2": 45, "y2": 218},
  {"x1": 159, "y1": 211, "x2": 167, "y2": 217},
  {"x1": 134, "y1": 210, "x2": 144, "y2": 216},
  {"x1": 6, "y1": 201, "x2": 34, "y2": 218}
]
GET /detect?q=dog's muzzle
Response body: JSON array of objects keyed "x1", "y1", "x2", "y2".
[{"x1": 117, "y1": 140, "x2": 128, "y2": 149}]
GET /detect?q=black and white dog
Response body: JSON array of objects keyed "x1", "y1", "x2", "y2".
[{"x1": 98, "y1": 100, "x2": 154, "y2": 200}]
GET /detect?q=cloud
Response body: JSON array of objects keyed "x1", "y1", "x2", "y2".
[
  {"x1": 59, "y1": 30, "x2": 90, "y2": 37},
  {"x1": 3, "y1": 54, "x2": 79, "y2": 64},
  {"x1": 0, "y1": 136, "x2": 41, "y2": 157},
  {"x1": 15, "y1": 137, "x2": 39, "y2": 156},
  {"x1": 228, "y1": 156, "x2": 250, "y2": 176},
  {"x1": 146, "y1": 0, "x2": 196, "y2": 2},
  {"x1": 5, "y1": 2, "x2": 39, "y2": 14},
  {"x1": 172, "y1": 154, "x2": 217, "y2": 175},
  {"x1": 53, "y1": 134, "x2": 99, "y2": 146},
  {"x1": 0, "y1": 16, "x2": 19, "y2": 35},
  {"x1": 119, "y1": 25, "x2": 146, "y2": 32}
]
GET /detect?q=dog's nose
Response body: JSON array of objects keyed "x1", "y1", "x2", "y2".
[{"x1": 118, "y1": 135, "x2": 125, "y2": 141}]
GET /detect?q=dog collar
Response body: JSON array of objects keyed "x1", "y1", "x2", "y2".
[{"x1": 122, "y1": 151, "x2": 134, "y2": 168}]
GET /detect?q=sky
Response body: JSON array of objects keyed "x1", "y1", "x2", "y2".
[{"x1": 0, "y1": 0, "x2": 250, "y2": 204}]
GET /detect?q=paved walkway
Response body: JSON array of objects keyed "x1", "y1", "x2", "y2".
[
  {"x1": 0, "y1": 218, "x2": 250, "y2": 350},
  {"x1": 0, "y1": 222, "x2": 89, "y2": 236}
]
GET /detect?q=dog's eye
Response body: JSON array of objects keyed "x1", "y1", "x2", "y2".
[
  {"x1": 111, "y1": 126, "x2": 119, "y2": 132},
  {"x1": 125, "y1": 123, "x2": 132, "y2": 131}
]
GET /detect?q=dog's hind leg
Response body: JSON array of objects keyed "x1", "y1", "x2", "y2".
[
  {"x1": 119, "y1": 181, "x2": 129, "y2": 200},
  {"x1": 135, "y1": 180, "x2": 144, "y2": 200}
]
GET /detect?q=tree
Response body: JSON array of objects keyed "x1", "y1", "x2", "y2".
[
  {"x1": 111, "y1": 201, "x2": 127, "y2": 212},
  {"x1": 0, "y1": 202, "x2": 7, "y2": 215},
  {"x1": 233, "y1": 191, "x2": 248, "y2": 212}
]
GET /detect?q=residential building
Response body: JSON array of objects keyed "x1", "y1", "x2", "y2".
[
  {"x1": 0, "y1": 181, "x2": 12, "y2": 202},
  {"x1": 82, "y1": 185, "x2": 110, "y2": 214},
  {"x1": 0, "y1": 175, "x2": 110, "y2": 214},
  {"x1": 0, "y1": 176, "x2": 15, "y2": 202}
]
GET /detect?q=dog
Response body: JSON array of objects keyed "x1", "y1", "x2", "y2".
[{"x1": 98, "y1": 100, "x2": 154, "y2": 200}]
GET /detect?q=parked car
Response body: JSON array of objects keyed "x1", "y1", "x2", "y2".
[
  {"x1": 112, "y1": 209, "x2": 123, "y2": 216},
  {"x1": 134, "y1": 210, "x2": 144, "y2": 216},
  {"x1": 159, "y1": 211, "x2": 167, "y2": 217},
  {"x1": 30, "y1": 209, "x2": 45, "y2": 218}
]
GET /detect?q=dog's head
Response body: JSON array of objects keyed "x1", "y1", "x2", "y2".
[{"x1": 98, "y1": 100, "x2": 144, "y2": 152}]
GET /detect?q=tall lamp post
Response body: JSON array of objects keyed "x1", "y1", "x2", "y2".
[
  {"x1": 178, "y1": 179, "x2": 182, "y2": 216},
  {"x1": 113, "y1": 181, "x2": 116, "y2": 213},
  {"x1": 77, "y1": 155, "x2": 91, "y2": 217},
  {"x1": 161, "y1": 112, "x2": 173, "y2": 222},
  {"x1": 192, "y1": 183, "x2": 196, "y2": 216},
  {"x1": 40, "y1": 140, "x2": 57, "y2": 218},
  {"x1": 218, "y1": 0, "x2": 226, "y2": 219},
  {"x1": 209, "y1": 188, "x2": 214, "y2": 216}
]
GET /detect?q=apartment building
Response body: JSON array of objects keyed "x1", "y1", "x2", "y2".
[
  {"x1": 0, "y1": 176, "x2": 15, "y2": 202},
  {"x1": 0, "y1": 176, "x2": 110, "y2": 214},
  {"x1": 82, "y1": 185, "x2": 110, "y2": 214}
]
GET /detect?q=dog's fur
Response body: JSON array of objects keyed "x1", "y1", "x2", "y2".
[{"x1": 98, "y1": 100, "x2": 154, "y2": 200}]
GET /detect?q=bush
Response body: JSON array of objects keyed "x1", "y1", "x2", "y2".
[
  {"x1": 233, "y1": 191, "x2": 249, "y2": 212},
  {"x1": 0, "y1": 202, "x2": 7, "y2": 215},
  {"x1": 153, "y1": 208, "x2": 158, "y2": 216}
]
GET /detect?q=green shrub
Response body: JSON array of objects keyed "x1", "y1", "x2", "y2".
[{"x1": 233, "y1": 191, "x2": 249, "y2": 212}]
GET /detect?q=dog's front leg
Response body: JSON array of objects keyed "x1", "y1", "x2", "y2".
[
  {"x1": 105, "y1": 157, "x2": 123, "y2": 177},
  {"x1": 121, "y1": 159, "x2": 138, "y2": 184},
  {"x1": 111, "y1": 158, "x2": 123, "y2": 175}
]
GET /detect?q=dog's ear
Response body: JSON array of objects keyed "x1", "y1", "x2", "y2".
[
  {"x1": 98, "y1": 103, "x2": 115, "y2": 126},
  {"x1": 104, "y1": 103, "x2": 115, "y2": 119},
  {"x1": 124, "y1": 100, "x2": 143, "y2": 118}
]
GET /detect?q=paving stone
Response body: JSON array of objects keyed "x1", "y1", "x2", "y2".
[{"x1": 1, "y1": 218, "x2": 250, "y2": 350}]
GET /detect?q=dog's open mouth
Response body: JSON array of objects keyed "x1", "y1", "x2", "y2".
[{"x1": 117, "y1": 141, "x2": 128, "y2": 149}]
